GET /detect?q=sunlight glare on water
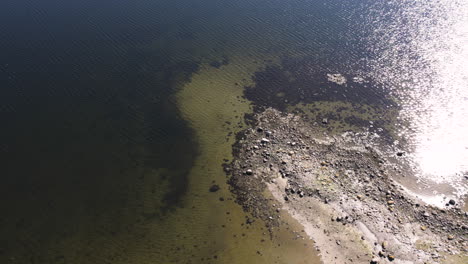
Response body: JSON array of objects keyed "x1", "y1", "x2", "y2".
[{"x1": 366, "y1": 0, "x2": 468, "y2": 194}]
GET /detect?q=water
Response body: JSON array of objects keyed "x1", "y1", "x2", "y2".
[
  {"x1": 0, "y1": 0, "x2": 466, "y2": 263},
  {"x1": 358, "y1": 0, "x2": 468, "y2": 204}
]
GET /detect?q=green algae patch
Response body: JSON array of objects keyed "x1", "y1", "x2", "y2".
[{"x1": 288, "y1": 101, "x2": 399, "y2": 138}]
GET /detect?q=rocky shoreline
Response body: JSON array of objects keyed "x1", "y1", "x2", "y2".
[{"x1": 226, "y1": 108, "x2": 467, "y2": 264}]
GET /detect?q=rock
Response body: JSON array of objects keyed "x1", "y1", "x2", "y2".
[
  {"x1": 246, "y1": 169, "x2": 253, "y2": 175},
  {"x1": 420, "y1": 226, "x2": 427, "y2": 231},
  {"x1": 447, "y1": 235, "x2": 454, "y2": 240},
  {"x1": 322, "y1": 118, "x2": 328, "y2": 124},
  {"x1": 388, "y1": 255, "x2": 395, "y2": 261},
  {"x1": 396, "y1": 152, "x2": 404, "y2": 157},
  {"x1": 261, "y1": 138, "x2": 270, "y2": 144},
  {"x1": 387, "y1": 200, "x2": 394, "y2": 205},
  {"x1": 382, "y1": 241, "x2": 388, "y2": 249},
  {"x1": 449, "y1": 199, "x2": 456, "y2": 205},
  {"x1": 423, "y1": 212, "x2": 430, "y2": 217},
  {"x1": 370, "y1": 258, "x2": 379, "y2": 264},
  {"x1": 257, "y1": 127, "x2": 263, "y2": 132},
  {"x1": 209, "y1": 185, "x2": 220, "y2": 192}
]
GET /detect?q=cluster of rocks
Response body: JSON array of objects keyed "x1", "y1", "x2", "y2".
[{"x1": 227, "y1": 108, "x2": 467, "y2": 263}]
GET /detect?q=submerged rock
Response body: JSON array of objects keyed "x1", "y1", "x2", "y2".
[{"x1": 209, "y1": 185, "x2": 220, "y2": 192}]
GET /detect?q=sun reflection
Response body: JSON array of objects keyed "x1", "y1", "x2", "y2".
[{"x1": 365, "y1": 0, "x2": 468, "y2": 197}]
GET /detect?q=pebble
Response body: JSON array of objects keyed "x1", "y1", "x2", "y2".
[
  {"x1": 209, "y1": 185, "x2": 220, "y2": 192},
  {"x1": 449, "y1": 199, "x2": 456, "y2": 205},
  {"x1": 261, "y1": 138, "x2": 270, "y2": 144},
  {"x1": 382, "y1": 241, "x2": 388, "y2": 249},
  {"x1": 246, "y1": 169, "x2": 253, "y2": 175}
]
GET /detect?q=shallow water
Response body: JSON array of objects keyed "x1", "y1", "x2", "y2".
[{"x1": 0, "y1": 0, "x2": 466, "y2": 263}]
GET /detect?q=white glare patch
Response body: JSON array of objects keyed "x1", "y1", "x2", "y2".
[{"x1": 362, "y1": 0, "x2": 468, "y2": 202}]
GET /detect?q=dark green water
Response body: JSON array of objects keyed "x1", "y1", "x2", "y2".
[{"x1": 0, "y1": 0, "x2": 406, "y2": 263}]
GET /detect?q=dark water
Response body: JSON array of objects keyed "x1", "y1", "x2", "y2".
[
  {"x1": 4, "y1": 0, "x2": 460, "y2": 263},
  {"x1": 0, "y1": 0, "x2": 202, "y2": 262},
  {"x1": 0, "y1": 1, "x2": 358, "y2": 262}
]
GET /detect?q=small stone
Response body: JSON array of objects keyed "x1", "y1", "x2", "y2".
[
  {"x1": 357, "y1": 194, "x2": 363, "y2": 200},
  {"x1": 370, "y1": 258, "x2": 379, "y2": 264},
  {"x1": 261, "y1": 138, "x2": 270, "y2": 144},
  {"x1": 381, "y1": 241, "x2": 388, "y2": 249},
  {"x1": 322, "y1": 118, "x2": 328, "y2": 124},
  {"x1": 447, "y1": 235, "x2": 455, "y2": 240},
  {"x1": 387, "y1": 200, "x2": 394, "y2": 205},
  {"x1": 209, "y1": 185, "x2": 220, "y2": 192},
  {"x1": 388, "y1": 255, "x2": 395, "y2": 261},
  {"x1": 246, "y1": 169, "x2": 253, "y2": 175},
  {"x1": 420, "y1": 226, "x2": 427, "y2": 231},
  {"x1": 449, "y1": 199, "x2": 456, "y2": 205},
  {"x1": 423, "y1": 212, "x2": 430, "y2": 217},
  {"x1": 396, "y1": 152, "x2": 404, "y2": 156}
]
